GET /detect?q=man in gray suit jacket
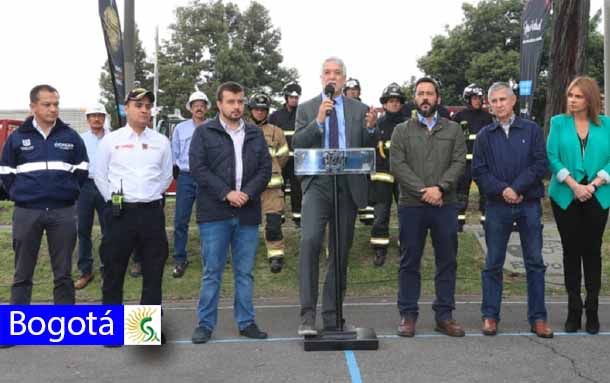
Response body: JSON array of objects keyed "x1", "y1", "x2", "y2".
[{"x1": 293, "y1": 57, "x2": 377, "y2": 336}]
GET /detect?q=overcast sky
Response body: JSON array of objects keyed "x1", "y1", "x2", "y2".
[{"x1": 0, "y1": 0, "x2": 605, "y2": 110}]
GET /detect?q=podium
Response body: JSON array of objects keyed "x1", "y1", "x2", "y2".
[{"x1": 294, "y1": 148, "x2": 379, "y2": 351}]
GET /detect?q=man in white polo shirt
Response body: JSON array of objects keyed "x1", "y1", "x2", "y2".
[{"x1": 95, "y1": 88, "x2": 172, "y2": 324}]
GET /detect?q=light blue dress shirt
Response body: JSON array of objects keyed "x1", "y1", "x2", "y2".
[
  {"x1": 417, "y1": 111, "x2": 439, "y2": 130},
  {"x1": 80, "y1": 130, "x2": 105, "y2": 179},
  {"x1": 171, "y1": 119, "x2": 198, "y2": 171}
]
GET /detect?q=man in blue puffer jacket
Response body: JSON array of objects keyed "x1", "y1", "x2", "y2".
[{"x1": 0, "y1": 84, "x2": 88, "y2": 306}]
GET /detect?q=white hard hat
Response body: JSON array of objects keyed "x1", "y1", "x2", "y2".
[
  {"x1": 85, "y1": 104, "x2": 107, "y2": 116},
  {"x1": 186, "y1": 91, "x2": 210, "y2": 111}
]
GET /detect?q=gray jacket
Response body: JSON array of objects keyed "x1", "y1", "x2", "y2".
[
  {"x1": 390, "y1": 116, "x2": 466, "y2": 206},
  {"x1": 292, "y1": 94, "x2": 375, "y2": 208}
]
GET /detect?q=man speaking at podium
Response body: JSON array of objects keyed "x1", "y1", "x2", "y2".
[{"x1": 293, "y1": 57, "x2": 377, "y2": 336}]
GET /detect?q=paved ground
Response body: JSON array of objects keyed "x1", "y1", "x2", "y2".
[{"x1": 2, "y1": 297, "x2": 610, "y2": 383}]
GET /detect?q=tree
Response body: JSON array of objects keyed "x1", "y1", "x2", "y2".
[
  {"x1": 543, "y1": 0, "x2": 590, "y2": 134},
  {"x1": 156, "y1": 0, "x2": 298, "y2": 117},
  {"x1": 417, "y1": 0, "x2": 523, "y2": 106},
  {"x1": 99, "y1": 26, "x2": 153, "y2": 129},
  {"x1": 416, "y1": 0, "x2": 604, "y2": 126}
]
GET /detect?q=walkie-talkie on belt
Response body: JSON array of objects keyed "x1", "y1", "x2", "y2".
[{"x1": 111, "y1": 179, "x2": 124, "y2": 217}]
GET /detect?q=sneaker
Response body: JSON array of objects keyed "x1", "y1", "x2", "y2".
[
  {"x1": 239, "y1": 323, "x2": 268, "y2": 339},
  {"x1": 192, "y1": 326, "x2": 212, "y2": 344},
  {"x1": 172, "y1": 261, "x2": 189, "y2": 278},
  {"x1": 129, "y1": 262, "x2": 142, "y2": 278},
  {"x1": 269, "y1": 257, "x2": 283, "y2": 273},
  {"x1": 74, "y1": 272, "x2": 94, "y2": 290}
]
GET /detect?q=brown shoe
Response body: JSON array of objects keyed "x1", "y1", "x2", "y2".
[
  {"x1": 74, "y1": 272, "x2": 94, "y2": 290},
  {"x1": 530, "y1": 320, "x2": 554, "y2": 338},
  {"x1": 482, "y1": 318, "x2": 498, "y2": 336},
  {"x1": 435, "y1": 319, "x2": 465, "y2": 337},
  {"x1": 397, "y1": 317, "x2": 416, "y2": 337}
]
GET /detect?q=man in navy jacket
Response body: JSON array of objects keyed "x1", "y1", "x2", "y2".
[
  {"x1": 0, "y1": 84, "x2": 88, "y2": 306},
  {"x1": 189, "y1": 82, "x2": 272, "y2": 344},
  {"x1": 472, "y1": 82, "x2": 552, "y2": 338}
]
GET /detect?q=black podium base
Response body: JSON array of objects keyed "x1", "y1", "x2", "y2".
[{"x1": 303, "y1": 327, "x2": 379, "y2": 351}]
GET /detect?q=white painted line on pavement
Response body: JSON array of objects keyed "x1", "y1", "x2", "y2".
[
  {"x1": 162, "y1": 300, "x2": 610, "y2": 310},
  {"x1": 168, "y1": 331, "x2": 610, "y2": 345}
]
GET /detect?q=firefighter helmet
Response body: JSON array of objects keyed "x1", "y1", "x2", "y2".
[
  {"x1": 248, "y1": 92, "x2": 272, "y2": 110},
  {"x1": 379, "y1": 82, "x2": 406, "y2": 104},
  {"x1": 462, "y1": 83, "x2": 484, "y2": 104},
  {"x1": 282, "y1": 82, "x2": 302, "y2": 97},
  {"x1": 343, "y1": 78, "x2": 361, "y2": 94}
]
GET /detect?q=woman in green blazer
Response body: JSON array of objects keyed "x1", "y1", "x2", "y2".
[{"x1": 547, "y1": 76, "x2": 610, "y2": 334}]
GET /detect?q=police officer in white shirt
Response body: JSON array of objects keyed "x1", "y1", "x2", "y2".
[{"x1": 94, "y1": 88, "x2": 172, "y2": 321}]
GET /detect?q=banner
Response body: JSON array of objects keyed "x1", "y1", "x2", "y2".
[
  {"x1": 99, "y1": 0, "x2": 126, "y2": 126},
  {"x1": 518, "y1": 0, "x2": 551, "y2": 119},
  {"x1": 0, "y1": 305, "x2": 161, "y2": 346}
]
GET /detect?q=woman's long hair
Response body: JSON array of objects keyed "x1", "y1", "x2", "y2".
[{"x1": 566, "y1": 76, "x2": 602, "y2": 126}]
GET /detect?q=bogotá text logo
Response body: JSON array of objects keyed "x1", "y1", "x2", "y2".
[{"x1": 124, "y1": 305, "x2": 161, "y2": 345}]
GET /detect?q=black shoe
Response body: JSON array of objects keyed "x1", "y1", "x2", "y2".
[
  {"x1": 373, "y1": 248, "x2": 386, "y2": 267},
  {"x1": 564, "y1": 310, "x2": 582, "y2": 333},
  {"x1": 0, "y1": 345, "x2": 14, "y2": 349},
  {"x1": 239, "y1": 323, "x2": 268, "y2": 339},
  {"x1": 586, "y1": 310, "x2": 600, "y2": 334},
  {"x1": 172, "y1": 261, "x2": 189, "y2": 278},
  {"x1": 192, "y1": 326, "x2": 212, "y2": 344},
  {"x1": 269, "y1": 257, "x2": 283, "y2": 273}
]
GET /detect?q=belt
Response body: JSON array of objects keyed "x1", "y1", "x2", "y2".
[{"x1": 122, "y1": 200, "x2": 163, "y2": 209}]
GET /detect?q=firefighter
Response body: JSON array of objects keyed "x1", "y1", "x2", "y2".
[
  {"x1": 344, "y1": 77, "x2": 375, "y2": 225},
  {"x1": 343, "y1": 77, "x2": 362, "y2": 101},
  {"x1": 269, "y1": 82, "x2": 302, "y2": 226},
  {"x1": 249, "y1": 92, "x2": 289, "y2": 273},
  {"x1": 452, "y1": 83, "x2": 493, "y2": 230},
  {"x1": 370, "y1": 83, "x2": 407, "y2": 266}
]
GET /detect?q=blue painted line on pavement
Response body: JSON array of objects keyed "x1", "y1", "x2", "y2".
[
  {"x1": 170, "y1": 331, "x2": 610, "y2": 345},
  {"x1": 344, "y1": 350, "x2": 362, "y2": 383}
]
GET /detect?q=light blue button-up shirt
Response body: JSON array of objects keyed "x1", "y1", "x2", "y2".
[
  {"x1": 171, "y1": 119, "x2": 198, "y2": 171},
  {"x1": 318, "y1": 93, "x2": 347, "y2": 149},
  {"x1": 80, "y1": 130, "x2": 106, "y2": 179},
  {"x1": 417, "y1": 111, "x2": 439, "y2": 130}
]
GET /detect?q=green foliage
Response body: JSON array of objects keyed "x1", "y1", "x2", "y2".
[
  {"x1": 157, "y1": 0, "x2": 298, "y2": 118},
  {"x1": 416, "y1": 0, "x2": 604, "y2": 115},
  {"x1": 99, "y1": 1, "x2": 297, "y2": 125},
  {"x1": 99, "y1": 26, "x2": 153, "y2": 129}
]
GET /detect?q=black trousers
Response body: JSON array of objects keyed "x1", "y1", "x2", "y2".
[
  {"x1": 370, "y1": 181, "x2": 399, "y2": 248},
  {"x1": 283, "y1": 157, "x2": 302, "y2": 218},
  {"x1": 551, "y1": 198, "x2": 608, "y2": 309},
  {"x1": 101, "y1": 201, "x2": 169, "y2": 305},
  {"x1": 11, "y1": 206, "x2": 76, "y2": 304},
  {"x1": 456, "y1": 165, "x2": 486, "y2": 215}
]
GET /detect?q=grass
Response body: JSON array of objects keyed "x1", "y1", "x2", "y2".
[{"x1": 1, "y1": 188, "x2": 610, "y2": 303}]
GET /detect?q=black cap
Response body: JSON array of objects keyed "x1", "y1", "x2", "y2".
[{"x1": 125, "y1": 88, "x2": 155, "y2": 103}]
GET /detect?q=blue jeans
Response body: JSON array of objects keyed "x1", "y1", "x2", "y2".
[
  {"x1": 174, "y1": 173, "x2": 197, "y2": 263},
  {"x1": 397, "y1": 204, "x2": 458, "y2": 321},
  {"x1": 77, "y1": 180, "x2": 107, "y2": 274},
  {"x1": 196, "y1": 218, "x2": 259, "y2": 331},
  {"x1": 482, "y1": 200, "x2": 547, "y2": 324}
]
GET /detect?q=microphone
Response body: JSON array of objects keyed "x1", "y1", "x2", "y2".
[{"x1": 324, "y1": 83, "x2": 336, "y2": 116}]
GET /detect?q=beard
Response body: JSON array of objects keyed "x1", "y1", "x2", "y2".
[
  {"x1": 416, "y1": 102, "x2": 437, "y2": 117},
  {"x1": 221, "y1": 110, "x2": 242, "y2": 123}
]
